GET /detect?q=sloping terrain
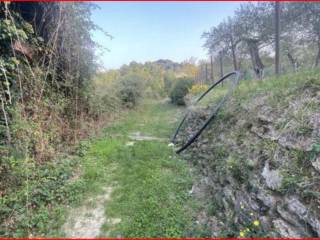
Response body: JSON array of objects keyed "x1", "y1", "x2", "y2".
[{"x1": 177, "y1": 71, "x2": 320, "y2": 237}]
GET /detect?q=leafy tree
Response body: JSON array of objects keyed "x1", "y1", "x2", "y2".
[
  {"x1": 234, "y1": 2, "x2": 274, "y2": 79},
  {"x1": 202, "y1": 17, "x2": 240, "y2": 71},
  {"x1": 286, "y1": 3, "x2": 320, "y2": 67}
]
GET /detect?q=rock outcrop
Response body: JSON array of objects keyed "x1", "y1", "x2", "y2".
[{"x1": 177, "y1": 78, "x2": 320, "y2": 237}]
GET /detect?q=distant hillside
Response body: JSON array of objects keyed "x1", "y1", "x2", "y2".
[{"x1": 153, "y1": 59, "x2": 182, "y2": 71}]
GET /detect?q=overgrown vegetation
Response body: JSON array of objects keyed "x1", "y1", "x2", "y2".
[
  {"x1": 1, "y1": 1, "x2": 320, "y2": 238},
  {"x1": 0, "y1": 2, "x2": 112, "y2": 236},
  {"x1": 116, "y1": 74, "x2": 145, "y2": 108},
  {"x1": 93, "y1": 60, "x2": 199, "y2": 108}
]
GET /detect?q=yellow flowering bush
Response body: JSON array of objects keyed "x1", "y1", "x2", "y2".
[{"x1": 189, "y1": 83, "x2": 209, "y2": 95}]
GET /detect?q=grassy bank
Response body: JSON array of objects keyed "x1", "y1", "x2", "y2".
[{"x1": 178, "y1": 70, "x2": 320, "y2": 237}]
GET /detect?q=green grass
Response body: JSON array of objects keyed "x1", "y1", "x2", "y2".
[
  {"x1": 64, "y1": 100, "x2": 200, "y2": 238},
  {"x1": 5, "y1": 70, "x2": 319, "y2": 238},
  {"x1": 0, "y1": 100, "x2": 197, "y2": 238},
  {"x1": 106, "y1": 100, "x2": 184, "y2": 137},
  {"x1": 92, "y1": 72, "x2": 319, "y2": 238},
  {"x1": 193, "y1": 69, "x2": 320, "y2": 110}
]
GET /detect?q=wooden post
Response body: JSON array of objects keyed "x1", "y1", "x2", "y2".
[
  {"x1": 205, "y1": 63, "x2": 208, "y2": 84},
  {"x1": 194, "y1": 70, "x2": 197, "y2": 83},
  {"x1": 219, "y1": 51, "x2": 224, "y2": 78},
  {"x1": 201, "y1": 64, "x2": 204, "y2": 84},
  {"x1": 210, "y1": 55, "x2": 214, "y2": 82}
]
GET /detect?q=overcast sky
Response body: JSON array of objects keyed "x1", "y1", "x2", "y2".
[{"x1": 91, "y1": 2, "x2": 241, "y2": 69}]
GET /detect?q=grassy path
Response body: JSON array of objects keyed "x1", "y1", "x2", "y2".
[{"x1": 64, "y1": 100, "x2": 199, "y2": 237}]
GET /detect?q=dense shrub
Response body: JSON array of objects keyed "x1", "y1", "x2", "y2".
[
  {"x1": 0, "y1": 3, "x2": 105, "y2": 235},
  {"x1": 0, "y1": 2, "x2": 100, "y2": 161},
  {"x1": 116, "y1": 74, "x2": 144, "y2": 108},
  {"x1": 89, "y1": 89, "x2": 122, "y2": 119},
  {"x1": 169, "y1": 78, "x2": 193, "y2": 105}
]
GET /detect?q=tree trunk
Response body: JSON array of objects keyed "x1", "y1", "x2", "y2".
[
  {"x1": 230, "y1": 36, "x2": 238, "y2": 70},
  {"x1": 246, "y1": 39, "x2": 264, "y2": 80},
  {"x1": 231, "y1": 44, "x2": 238, "y2": 71},
  {"x1": 275, "y1": 1, "x2": 280, "y2": 75},
  {"x1": 287, "y1": 52, "x2": 299, "y2": 72}
]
